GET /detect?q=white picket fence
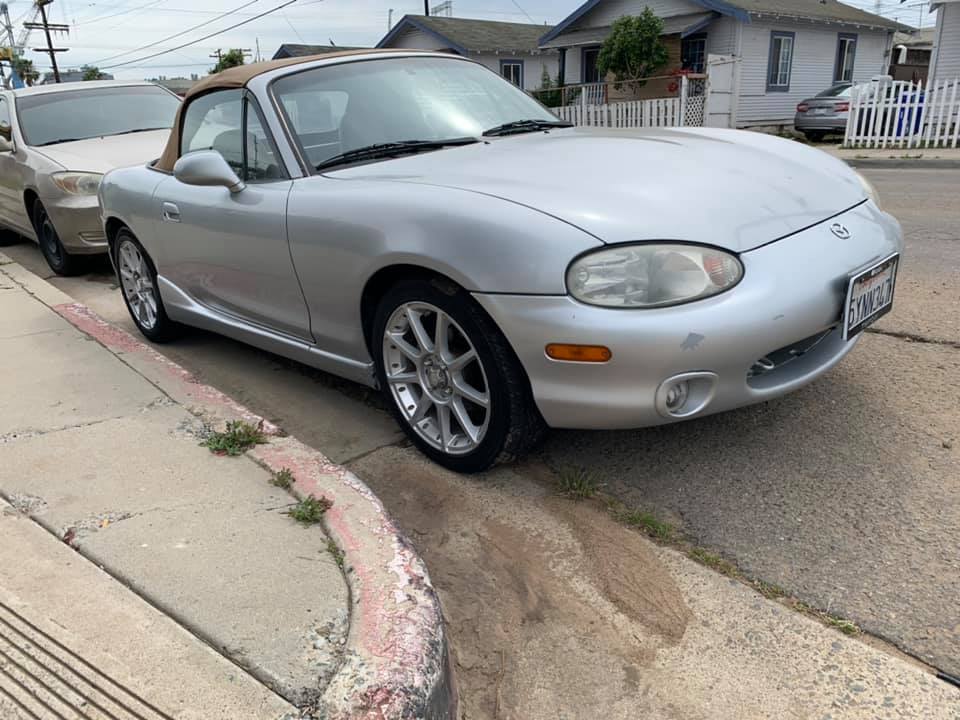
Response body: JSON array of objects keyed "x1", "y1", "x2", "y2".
[
  {"x1": 551, "y1": 75, "x2": 706, "y2": 129},
  {"x1": 844, "y1": 78, "x2": 960, "y2": 149},
  {"x1": 555, "y1": 96, "x2": 686, "y2": 128}
]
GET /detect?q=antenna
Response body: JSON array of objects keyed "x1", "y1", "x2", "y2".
[{"x1": 430, "y1": 1, "x2": 452, "y2": 17}]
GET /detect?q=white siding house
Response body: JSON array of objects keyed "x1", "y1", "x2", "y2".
[
  {"x1": 377, "y1": 15, "x2": 559, "y2": 93},
  {"x1": 930, "y1": 0, "x2": 960, "y2": 82},
  {"x1": 540, "y1": 0, "x2": 908, "y2": 127}
]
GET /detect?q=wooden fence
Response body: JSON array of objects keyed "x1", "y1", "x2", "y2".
[{"x1": 844, "y1": 78, "x2": 960, "y2": 149}]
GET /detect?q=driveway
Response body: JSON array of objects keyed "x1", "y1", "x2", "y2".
[{"x1": 4, "y1": 167, "x2": 958, "y2": 710}]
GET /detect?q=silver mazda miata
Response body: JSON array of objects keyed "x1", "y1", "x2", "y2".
[{"x1": 99, "y1": 50, "x2": 903, "y2": 472}]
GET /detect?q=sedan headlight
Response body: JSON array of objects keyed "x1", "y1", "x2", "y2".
[
  {"x1": 51, "y1": 172, "x2": 103, "y2": 196},
  {"x1": 567, "y1": 243, "x2": 743, "y2": 308},
  {"x1": 855, "y1": 171, "x2": 881, "y2": 209}
]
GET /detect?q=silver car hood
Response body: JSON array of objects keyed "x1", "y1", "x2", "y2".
[
  {"x1": 332, "y1": 127, "x2": 868, "y2": 252},
  {"x1": 30, "y1": 129, "x2": 170, "y2": 173}
]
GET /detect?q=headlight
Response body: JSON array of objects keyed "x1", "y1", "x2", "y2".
[
  {"x1": 567, "y1": 243, "x2": 743, "y2": 308},
  {"x1": 855, "y1": 171, "x2": 881, "y2": 209},
  {"x1": 51, "y1": 172, "x2": 103, "y2": 196}
]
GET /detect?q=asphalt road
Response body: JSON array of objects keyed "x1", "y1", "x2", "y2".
[{"x1": 4, "y1": 168, "x2": 958, "y2": 684}]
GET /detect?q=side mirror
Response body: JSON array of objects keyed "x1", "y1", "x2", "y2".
[
  {"x1": 0, "y1": 133, "x2": 13, "y2": 153},
  {"x1": 173, "y1": 150, "x2": 245, "y2": 193}
]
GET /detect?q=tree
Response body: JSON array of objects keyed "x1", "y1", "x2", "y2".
[
  {"x1": 210, "y1": 49, "x2": 245, "y2": 75},
  {"x1": 82, "y1": 65, "x2": 107, "y2": 81},
  {"x1": 596, "y1": 9, "x2": 669, "y2": 92},
  {"x1": 536, "y1": 66, "x2": 563, "y2": 108},
  {"x1": 12, "y1": 57, "x2": 39, "y2": 86}
]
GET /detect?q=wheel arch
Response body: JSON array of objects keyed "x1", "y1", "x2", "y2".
[{"x1": 22, "y1": 188, "x2": 39, "y2": 223}]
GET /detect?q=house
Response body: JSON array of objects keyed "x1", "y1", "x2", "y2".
[
  {"x1": 272, "y1": 44, "x2": 367, "y2": 60},
  {"x1": 930, "y1": 1, "x2": 960, "y2": 82},
  {"x1": 377, "y1": 15, "x2": 559, "y2": 92},
  {"x1": 540, "y1": 0, "x2": 910, "y2": 127},
  {"x1": 890, "y1": 28, "x2": 935, "y2": 82}
]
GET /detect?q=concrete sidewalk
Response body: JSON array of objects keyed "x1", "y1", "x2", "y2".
[
  {"x1": 823, "y1": 144, "x2": 960, "y2": 168},
  {"x1": 0, "y1": 256, "x2": 454, "y2": 719}
]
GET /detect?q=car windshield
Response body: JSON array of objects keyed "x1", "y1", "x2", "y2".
[
  {"x1": 272, "y1": 56, "x2": 560, "y2": 169},
  {"x1": 16, "y1": 85, "x2": 180, "y2": 146},
  {"x1": 816, "y1": 84, "x2": 853, "y2": 98}
]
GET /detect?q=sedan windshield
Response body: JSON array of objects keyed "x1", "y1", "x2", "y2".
[
  {"x1": 16, "y1": 85, "x2": 180, "y2": 147},
  {"x1": 272, "y1": 56, "x2": 561, "y2": 169}
]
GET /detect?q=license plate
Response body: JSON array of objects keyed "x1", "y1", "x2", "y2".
[
  {"x1": 843, "y1": 255, "x2": 899, "y2": 340},
  {"x1": 814, "y1": 108, "x2": 827, "y2": 115}
]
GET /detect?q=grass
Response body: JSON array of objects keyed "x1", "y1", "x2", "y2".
[
  {"x1": 202, "y1": 420, "x2": 267, "y2": 456},
  {"x1": 327, "y1": 539, "x2": 345, "y2": 568},
  {"x1": 687, "y1": 547, "x2": 738, "y2": 577},
  {"x1": 616, "y1": 508, "x2": 674, "y2": 540},
  {"x1": 288, "y1": 495, "x2": 333, "y2": 525},
  {"x1": 270, "y1": 468, "x2": 294, "y2": 489},
  {"x1": 555, "y1": 467, "x2": 601, "y2": 500}
]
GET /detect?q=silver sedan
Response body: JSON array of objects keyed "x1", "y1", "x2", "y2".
[
  {"x1": 0, "y1": 81, "x2": 179, "y2": 275},
  {"x1": 99, "y1": 51, "x2": 904, "y2": 472}
]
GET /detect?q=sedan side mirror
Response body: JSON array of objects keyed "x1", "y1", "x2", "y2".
[
  {"x1": 173, "y1": 150, "x2": 246, "y2": 193},
  {"x1": 0, "y1": 133, "x2": 13, "y2": 153}
]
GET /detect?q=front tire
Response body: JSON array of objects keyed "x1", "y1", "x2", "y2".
[
  {"x1": 115, "y1": 228, "x2": 181, "y2": 343},
  {"x1": 33, "y1": 200, "x2": 83, "y2": 276},
  {"x1": 372, "y1": 279, "x2": 545, "y2": 473}
]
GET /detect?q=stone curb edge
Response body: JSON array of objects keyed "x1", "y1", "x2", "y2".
[
  {"x1": 840, "y1": 157, "x2": 960, "y2": 170},
  {"x1": 0, "y1": 254, "x2": 457, "y2": 720}
]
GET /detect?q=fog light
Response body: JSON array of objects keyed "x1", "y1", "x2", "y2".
[
  {"x1": 655, "y1": 372, "x2": 719, "y2": 419},
  {"x1": 665, "y1": 381, "x2": 689, "y2": 412}
]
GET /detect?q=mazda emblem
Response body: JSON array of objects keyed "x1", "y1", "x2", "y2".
[{"x1": 831, "y1": 223, "x2": 851, "y2": 240}]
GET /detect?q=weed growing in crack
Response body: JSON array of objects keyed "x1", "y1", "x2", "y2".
[
  {"x1": 289, "y1": 495, "x2": 333, "y2": 525},
  {"x1": 687, "y1": 547, "x2": 738, "y2": 577},
  {"x1": 556, "y1": 468, "x2": 600, "y2": 500},
  {"x1": 327, "y1": 539, "x2": 345, "y2": 568},
  {"x1": 616, "y1": 508, "x2": 673, "y2": 540},
  {"x1": 271, "y1": 468, "x2": 294, "y2": 489},
  {"x1": 202, "y1": 420, "x2": 267, "y2": 456}
]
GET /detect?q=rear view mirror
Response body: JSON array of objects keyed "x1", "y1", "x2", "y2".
[{"x1": 173, "y1": 150, "x2": 245, "y2": 193}]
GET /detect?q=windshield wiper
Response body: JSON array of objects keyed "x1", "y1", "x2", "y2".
[
  {"x1": 483, "y1": 119, "x2": 573, "y2": 137},
  {"x1": 315, "y1": 137, "x2": 480, "y2": 171},
  {"x1": 35, "y1": 138, "x2": 85, "y2": 146},
  {"x1": 110, "y1": 127, "x2": 169, "y2": 136}
]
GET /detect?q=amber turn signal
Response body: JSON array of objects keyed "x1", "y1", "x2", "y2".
[{"x1": 545, "y1": 344, "x2": 612, "y2": 363}]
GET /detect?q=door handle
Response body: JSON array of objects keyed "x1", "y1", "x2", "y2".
[{"x1": 161, "y1": 202, "x2": 181, "y2": 222}]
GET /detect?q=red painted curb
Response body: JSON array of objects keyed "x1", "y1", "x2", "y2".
[{"x1": 51, "y1": 302, "x2": 457, "y2": 720}]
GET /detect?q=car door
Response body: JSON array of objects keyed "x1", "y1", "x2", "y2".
[
  {"x1": 153, "y1": 89, "x2": 311, "y2": 341},
  {"x1": 0, "y1": 94, "x2": 25, "y2": 233}
]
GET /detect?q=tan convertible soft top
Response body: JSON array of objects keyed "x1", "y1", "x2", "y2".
[{"x1": 155, "y1": 49, "x2": 407, "y2": 172}]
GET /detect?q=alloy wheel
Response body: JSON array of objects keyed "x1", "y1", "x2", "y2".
[
  {"x1": 117, "y1": 240, "x2": 159, "y2": 331},
  {"x1": 382, "y1": 302, "x2": 491, "y2": 456}
]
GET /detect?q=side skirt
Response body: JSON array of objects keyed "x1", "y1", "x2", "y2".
[{"x1": 158, "y1": 276, "x2": 377, "y2": 388}]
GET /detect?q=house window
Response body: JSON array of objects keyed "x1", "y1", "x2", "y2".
[
  {"x1": 767, "y1": 31, "x2": 795, "y2": 92},
  {"x1": 681, "y1": 34, "x2": 707, "y2": 74},
  {"x1": 500, "y1": 60, "x2": 524, "y2": 88},
  {"x1": 582, "y1": 46, "x2": 602, "y2": 83},
  {"x1": 834, "y1": 33, "x2": 858, "y2": 83}
]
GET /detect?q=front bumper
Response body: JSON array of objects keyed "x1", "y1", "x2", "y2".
[
  {"x1": 41, "y1": 194, "x2": 108, "y2": 255},
  {"x1": 475, "y1": 201, "x2": 903, "y2": 430}
]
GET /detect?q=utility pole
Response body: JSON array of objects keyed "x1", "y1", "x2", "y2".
[
  {"x1": 424, "y1": 0, "x2": 429, "y2": 15},
  {"x1": 26, "y1": 0, "x2": 68, "y2": 83}
]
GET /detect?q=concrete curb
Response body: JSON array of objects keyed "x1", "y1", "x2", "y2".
[
  {"x1": 842, "y1": 158, "x2": 960, "y2": 169},
  {"x1": 1, "y1": 254, "x2": 458, "y2": 720}
]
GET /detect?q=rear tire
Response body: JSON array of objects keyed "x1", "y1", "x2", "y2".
[
  {"x1": 372, "y1": 278, "x2": 545, "y2": 473},
  {"x1": 33, "y1": 200, "x2": 83, "y2": 276},
  {"x1": 114, "y1": 228, "x2": 181, "y2": 343},
  {"x1": 802, "y1": 130, "x2": 826, "y2": 142}
]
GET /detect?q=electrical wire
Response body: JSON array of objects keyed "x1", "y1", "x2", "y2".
[
  {"x1": 508, "y1": 0, "x2": 536, "y2": 24},
  {"x1": 71, "y1": 0, "x2": 167, "y2": 27},
  {"x1": 91, "y1": 0, "x2": 261, "y2": 64},
  {"x1": 100, "y1": 0, "x2": 300, "y2": 70}
]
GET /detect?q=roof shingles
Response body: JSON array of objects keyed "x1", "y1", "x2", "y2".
[{"x1": 383, "y1": 15, "x2": 553, "y2": 53}]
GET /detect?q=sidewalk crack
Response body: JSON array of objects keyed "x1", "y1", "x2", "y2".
[{"x1": 866, "y1": 327, "x2": 960, "y2": 349}]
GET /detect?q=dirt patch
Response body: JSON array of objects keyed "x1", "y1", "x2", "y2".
[{"x1": 350, "y1": 447, "x2": 692, "y2": 719}]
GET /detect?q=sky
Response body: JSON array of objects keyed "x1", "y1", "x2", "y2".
[{"x1": 2, "y1": 0, "x2": 939, "y2": 81}]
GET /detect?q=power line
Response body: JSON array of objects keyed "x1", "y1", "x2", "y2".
[
  {"x1": 100, "y1": 0, "x2": 300, "y2": 70},
  {"x1": 508, "y1": 0, "x2": 535, "y2": 24},
  {"x1": 91, "y1": 0, "x2": 260, "y2": 64},
  {"x1": 71, "y1": 0, "x2": 166, "y2": 27}
]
